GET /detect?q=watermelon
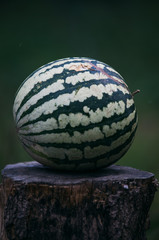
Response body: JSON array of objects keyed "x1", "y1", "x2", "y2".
[{"x1": 13, "y1": 57, "x2": 138, "y2": 171}]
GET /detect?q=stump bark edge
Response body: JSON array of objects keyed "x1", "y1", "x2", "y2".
[{"x1": 0, "y1": 161, "x2": 158, "y2": 240}]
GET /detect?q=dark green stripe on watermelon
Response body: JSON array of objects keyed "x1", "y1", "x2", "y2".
[
  {"x1": 17, "y1": 79, "x2": 130, "y2": 124},
  {"x1": 15, "y1": 59, "x2": 125, "y2": 118},
  {"x1": 18, "y1": 91, "x2": 134, "y2": 130},
  {"x1": 22, "y1": 124, "x2": 137, "y2": 166},
  {"x1": 20, "y1": 112, "x2": 137, "y2": 151}
]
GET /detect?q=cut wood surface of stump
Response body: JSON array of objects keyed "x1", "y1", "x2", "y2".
[{"x1": 0, "y1": 161, "x2": 158, "y2": 240}]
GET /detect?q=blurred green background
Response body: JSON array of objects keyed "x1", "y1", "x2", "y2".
[{"x1": 0, "y1": 1, "x2": 159, "y2": 239}]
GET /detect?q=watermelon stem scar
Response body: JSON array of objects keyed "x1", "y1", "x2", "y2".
[{"x1": 132, "y1": 89, "x2": 140, "y2": 97}]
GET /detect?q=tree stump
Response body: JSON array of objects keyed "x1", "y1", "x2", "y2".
[{"x1": 0, "y1": 162, "x2": 158, "y2": 240}]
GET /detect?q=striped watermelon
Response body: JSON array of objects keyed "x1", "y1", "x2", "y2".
[{"x1": 13, "y1": 57, "x2": 138, "y2": 171}]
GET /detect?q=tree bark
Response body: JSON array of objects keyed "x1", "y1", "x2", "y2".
[{"x1": 0, "y1": 161, "x2": 158, "y2": 240}]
